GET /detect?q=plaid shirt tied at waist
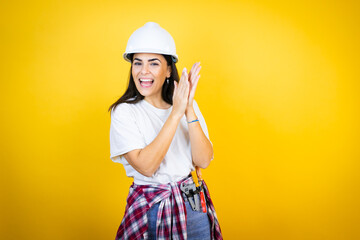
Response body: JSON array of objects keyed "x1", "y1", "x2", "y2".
[{"x1": 116, "y1": 175, "x2": 222, "y2": 240}]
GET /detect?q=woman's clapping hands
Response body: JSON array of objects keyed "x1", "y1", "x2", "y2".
[{"x1": 172, "y1": 62, "x2": 201, "y2": 118}]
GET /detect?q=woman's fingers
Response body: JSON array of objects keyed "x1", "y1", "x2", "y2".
[
  {"x1": 178, "y1": 68, "x2": 186, "y2": 89},
  {"x1": 193, "y1": 65, "x2": 201, "y2": 79},
  {"x1": 188, "y1": 74, "x2": 200, "y2": 101},
  {"x1": 192, "y1": 74, "x2": 200, "y2": 93},
  {"x1": 181, "y1": 67, "x2": 187, "y2": 81},
  {"x1": 184, "y1": 74, "x2": 190, "y2": 98},
  {"x1": 189, "y1": 63, "x2": 201, "y2": 93},
  {"x1": 173, "y1": 68, "x2": 189, "y2": 112},
  {"x1": 179, "y1": 68, "x2": 188, "y2": 93},
  {"x1": 189, "y1": 62, "x2": 200, "y2": 78},
  {"x1": 189, "y1": 63, "x2": 196, "y2": 79},
  {"x1": 189, "y1": 62, "x2": 201, "y2": 83}
]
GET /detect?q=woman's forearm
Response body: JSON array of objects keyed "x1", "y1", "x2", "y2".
[
  {"x1": 186, "y1": 107, "x2": 213, "y2": 169},
  {"x1": 124, "y1": 112, "x2": 182, "y2": 177}
]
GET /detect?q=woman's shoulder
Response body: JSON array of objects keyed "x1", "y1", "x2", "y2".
[{"x1": 111, "y1": 100, "x2": 141, "y2": 118}]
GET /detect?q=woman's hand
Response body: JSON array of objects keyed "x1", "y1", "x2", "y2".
[
  {"x1": 186, "y1": 62, "x2": 201, "y2": 112},
  {"x1": 172, "y1": 68, "x2": 189, "y2": 119}
]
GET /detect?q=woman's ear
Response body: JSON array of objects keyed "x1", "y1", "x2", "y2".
[{"x1": 167, "y1": 66, "x2": 171, "y2": 78}]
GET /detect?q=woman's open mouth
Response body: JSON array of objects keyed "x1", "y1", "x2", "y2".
[{"x1": 139, "y1": 78, "x2": 154, "y2": 88}]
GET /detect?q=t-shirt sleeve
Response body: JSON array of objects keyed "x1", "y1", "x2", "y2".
[
  {"x1": 193, "y1": 100, "x2": 214, "y2": 160},
  {"x1": 109, "y1": 103, "x2": 146, "y2": 163}
]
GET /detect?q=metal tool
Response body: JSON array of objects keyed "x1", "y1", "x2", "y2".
[{"x1": 180, "y1": 182, "x2": 201, "y2": 211}]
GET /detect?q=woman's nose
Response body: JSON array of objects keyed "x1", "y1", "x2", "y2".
[{"x1": 141, "y1": 64, "x2": 150, "y2": 74}]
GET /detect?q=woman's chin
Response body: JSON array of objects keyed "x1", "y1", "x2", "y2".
[{"x1": 138, "y1": 89, "x2": 151, "y2": 97}]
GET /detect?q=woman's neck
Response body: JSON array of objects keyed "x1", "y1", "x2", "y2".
[{"x1": 144, "y1": 96, "x2": 171, "y2": 109}]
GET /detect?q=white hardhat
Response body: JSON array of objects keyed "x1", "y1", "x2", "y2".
[{"x1": 123, "y1": 22, "x2": 178, "y2": 63}]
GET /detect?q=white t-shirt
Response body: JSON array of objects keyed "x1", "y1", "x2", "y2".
[{"x1": 109, "y1": 99, "x2": 212, "y2": 185}]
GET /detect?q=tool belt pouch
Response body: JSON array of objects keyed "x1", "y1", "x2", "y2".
[{"x1": 180, "y1": 182, "x2": 202, "y2": 212}]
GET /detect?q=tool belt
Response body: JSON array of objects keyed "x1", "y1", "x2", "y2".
[{"x1": 180, "y1": 167, "x2": 207, "y2": 213}]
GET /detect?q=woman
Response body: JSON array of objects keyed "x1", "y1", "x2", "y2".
[{"x1": 109, "y1": 22, "x2": 222, "y2": 240}]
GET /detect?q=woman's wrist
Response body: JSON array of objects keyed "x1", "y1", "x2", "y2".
[
  {"x1": 169, "y1": 109, "x2": 184, "y2": 121},
  {"x1": 187, "y1": 118, "x2": 199, "y2": 124},
  {"x1": 185, "y1": 107, "x2": 197, "y2": 122}
]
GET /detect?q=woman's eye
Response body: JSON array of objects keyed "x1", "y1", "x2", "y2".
[
  {"x1": 133, "y1": 62, "x2": 141, "y2": 66},
  {"x1": 151, "y1": 63, "x2": 159, "y2": 66}
]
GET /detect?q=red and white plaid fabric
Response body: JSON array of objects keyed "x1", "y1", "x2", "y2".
[{"x1": 115, "y1": 176, "x2": 222, "y2": 240}]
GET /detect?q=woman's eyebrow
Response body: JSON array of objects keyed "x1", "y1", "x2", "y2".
[
  {"x1": 133, "y1": 58, "x2": 161, "y2": 62},
  {"x1": 148, "y1": 58, "x2": 161, "y2": 62}
]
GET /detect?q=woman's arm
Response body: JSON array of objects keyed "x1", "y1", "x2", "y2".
[
  {"x1": 123, "y1": 113, "x2": 181, "y2": 177},
  {"x1": 186, "y1": 107, "x2": 213, "y2": 169},
  {"x1": 123, "y1": 69, "x2": 190, "y2": 177},
  {"x1": 185, "y1": 62, "x2": 213, "y2": 169}
]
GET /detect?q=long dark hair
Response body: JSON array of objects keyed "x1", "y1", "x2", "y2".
[{"x1": 108, "y1": 54, "x2": 180, "y2": 113}]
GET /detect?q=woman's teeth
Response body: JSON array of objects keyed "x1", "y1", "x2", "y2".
[{"x1": 140, "y1": 78, "x2": 154, "y2": 87}]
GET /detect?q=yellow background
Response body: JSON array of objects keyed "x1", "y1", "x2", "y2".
[{"x1": 1, "y1": 0, "x2": 359, "y2": 239}]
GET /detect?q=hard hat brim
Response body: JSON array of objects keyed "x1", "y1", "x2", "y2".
[{"x1": 123, "y1": 52, "x2": 178, "y2": 63}]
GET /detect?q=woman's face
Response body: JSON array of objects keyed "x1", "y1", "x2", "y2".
[{"x1": 132, "y1": 53, "x2": 171, "y2": 101}]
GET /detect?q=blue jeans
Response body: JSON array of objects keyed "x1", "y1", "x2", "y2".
[{"x1": 147, "y1": 201, "x2": 211, "y2": 239}]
